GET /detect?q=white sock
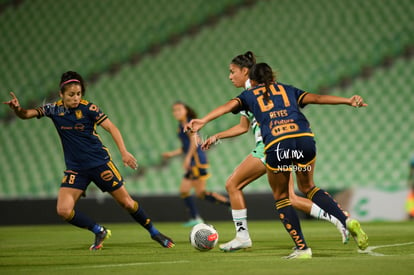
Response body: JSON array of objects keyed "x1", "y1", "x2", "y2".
[
  {"x1": 310, "y1": 203, "x2": 342, "y2": 228},
  {"x1": 232, "y1": 209, "x2": 250, "y2": 240}
]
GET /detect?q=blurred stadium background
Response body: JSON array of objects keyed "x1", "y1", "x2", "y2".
[{"x1": 0, "y1": 0, "x2": 413, "y2": 223}]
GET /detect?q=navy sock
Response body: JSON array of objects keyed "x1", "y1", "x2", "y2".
[
  {"x1": 129, "y1": 201, "x2": 159, "y2": 237},
  {"x1": 66, "y1": 210, "x2": 102, "y2": 234},
  {"x1": 182, "y1": 195, "x2": 199, "y2": 219},
  {"x1": 307, "y1": 187, "x2": 347, "y2": 226},
  {"x1": 276, "y1": 198, "x2": 308, "y2": 250},
  {"x1": 203, "y1": 192, "x2": 231, "y2": 207}
]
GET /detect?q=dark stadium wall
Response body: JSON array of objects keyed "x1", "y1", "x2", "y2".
[{"x1": 0, "y1": 193, "x2": 309, "y2": 225}]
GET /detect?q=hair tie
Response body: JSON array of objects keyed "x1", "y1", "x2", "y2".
[{"x1": 60, "y1": 79, "x2": 80, "y2": 88}]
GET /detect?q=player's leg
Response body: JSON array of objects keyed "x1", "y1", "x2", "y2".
[
  {"x1": 296, "y1": 161, "x2": 368, "y2": 249},
  {"x1": 220, "y1": 154, "x2": 265, "y2": 252},
  {"x1": 192, "y1": 167, "x2": 230, "y2": 206},
  {"x1": 289, "y1": 174, "x2": 347, "y2": 243},
  {"x1": 94, "y1": 161, "x2": 174, "y2": 248},
  {"x1": 267, "y1": 169, "x2": 311, "y2": 259},
  {"x1": 57, "y1": 171, "x2": 110, "y2": 250},
  {"x1": 180, "y1": 176, "x2": 203, "y2": 227},
  {"x1": 110, "y1": 186, "x2": 174, "y2": 248}
]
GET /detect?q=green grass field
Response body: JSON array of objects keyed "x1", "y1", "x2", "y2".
[{"x1": 1, "y1": 221, "x2": 413, "y2": 274}]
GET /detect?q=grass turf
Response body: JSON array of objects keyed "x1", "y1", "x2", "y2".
[{"x1": 0, "y1": 221, "x2": 413, "y2": 274}]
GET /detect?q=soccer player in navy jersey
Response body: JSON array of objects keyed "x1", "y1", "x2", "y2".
[
  {"x1": 203, "y1": 52, "x2": 349, "y2": 252},
  {"x1": 163, "y1": 102, "x2": 230, "y2": 227},
  {"x1": 3, "y1": 71, "x2": 174, "y2": 250},
  {"x1": 186, "y1": 63, "x2": 368, "y2": 259}
]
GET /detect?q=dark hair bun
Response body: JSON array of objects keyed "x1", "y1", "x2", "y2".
[
  {"x1": 231, "y1": 51, "x2": 256, "y2": 69},
  {"x1": 60, "y1": 71, "x2": 86, "y2": 95}
]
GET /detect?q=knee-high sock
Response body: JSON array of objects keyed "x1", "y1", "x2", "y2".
[
  {"x1": 129, "y1": 201, "x2": 159, "y2": 236},
  {"x1": 307, "y1": 187, "x2": 347, "y2": 226},
  {"x1": 66, "y1": 210, "x2": 102, "y2": 234},
  {"x1": 276, "y1": 198, "x2": 308, "y2": 250},
  {"x1": 182, "y1": 194, "x2": 200, "y2": 219}
]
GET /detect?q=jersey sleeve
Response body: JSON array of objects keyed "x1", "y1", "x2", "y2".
[
  {"x1": 294, "y1": 88, "x2": 309, "y2": 108},
  {"x1": 87, "y1": 103, "x2": 108, "y2": 125},
  {"x1": 232, "y1": 91, "x2": 249, "y2": 114},
  {"x1": 36, "y1": 103, "x2": 57, "y2": 119}
]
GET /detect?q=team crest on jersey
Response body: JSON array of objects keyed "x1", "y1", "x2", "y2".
[
  {"x1": 100, "y1": 170, "x2": 114, "y2": 181},
  {"x1": 75, "y1": 110, "x2": 83, "y2": 120}
]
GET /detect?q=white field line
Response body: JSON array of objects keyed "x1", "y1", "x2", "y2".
[
  {"x1": 358, "y1": 242, "x2": 414, "y2": 256},
  {"x1": 17, "y1": 260, "x2": 190, "y2": 271}
]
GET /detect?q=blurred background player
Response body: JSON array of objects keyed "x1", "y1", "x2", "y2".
[
  {"x1": 162, "y1": 101, "x2": 230, "y2": 227},
  {"x1": 406, "y1": 155, "x2": 414, "y2": 219},
  {"x1": 202, "y1": 52, "x2": 349, "y2": 252},
  {"x1": 186, "y1": 62, "x2": 369, "y2": 258},
  {"x1": 3, "y1": 71, "x2": 175, "y2": 249}
]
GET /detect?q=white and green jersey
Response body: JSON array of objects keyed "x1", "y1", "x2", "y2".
[{"x1": 240, "y1": 111, "x2": 262, "y2": 145}]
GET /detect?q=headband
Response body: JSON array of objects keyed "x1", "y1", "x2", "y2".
[{"x1": 60, "y1": 79, "x2": 80, "y2": 88}]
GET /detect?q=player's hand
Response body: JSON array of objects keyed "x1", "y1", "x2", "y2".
[
  {"x1": 184, "y1": 119, "x2": 205, "y2": 133},
  {"x1": 122, "y1": 151, "x2": 138, "y2": 170},
  {"x1": 183, "y1": 156, "x2": 192, "y2": 171},
  {"x1": 201, "y1": 135, "x2": 219, "y2": 151},
  {"x1": 162, "y1": 152, "x2": 172, "y2": 159},
  {"x1": 350, "y1": 95, "x2": 368, "y2": 108},
  {"x1": 3, "y1": 92, "x2": 20, "y2": 110}
]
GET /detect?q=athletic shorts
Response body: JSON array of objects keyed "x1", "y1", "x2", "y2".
[
  {"x1": 61, "y1": 161, "x2": 124, "y2": 192},
  {"x1": 251, "y1": 141, "x2": 266, "y2": 165},
  {"x1": 265, "y1": 136, "x2": 316, "y2": 172},
  {"x1": 184, "y1": 165, "x2": 210, "y2": 180}
]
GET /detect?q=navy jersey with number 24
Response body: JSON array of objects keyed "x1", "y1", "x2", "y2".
[{"x1": 234, "y1": 82, "x2": 314, "y2": 152}]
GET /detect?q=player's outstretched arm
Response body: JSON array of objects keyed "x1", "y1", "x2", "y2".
[
  {"x1": 162, "y1": 148, "x2": 183, "y2": 159},
  {"x1": 202, "y1": 116, "x2": 250, "y2": 150},
  {"x1": 185, "y1": 99, "x2": 240, "y2": 133},
  {"x1": 302, "y1": 93, "x2": 367, "y2": 107},
  {"x1": 3, "y1": 92, "x2": 38, "y2": 119},
  {"x1": 100, "y1": 118, "x2": 138, "y2": 170}
]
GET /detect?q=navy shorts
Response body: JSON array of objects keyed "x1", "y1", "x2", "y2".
[
  {"x1": 265, "y1": 136, "x2": 316, "y2": 172},
  {"x1": 184, "y1": 166, "x2": 210, "y2": 180},
  {"x1": 61, "y1": 161, "x2": 124, "y2": 192}
]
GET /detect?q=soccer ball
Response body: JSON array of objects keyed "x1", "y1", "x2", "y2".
[{"x1": 189, "y1": 223, "x2": 219, "y2": 251}]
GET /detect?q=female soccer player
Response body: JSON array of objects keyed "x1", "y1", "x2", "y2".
[
  {"x1": 202, "y1": 52, "x2": 349, "y2": 252},
  {"x1": 162, "y1": 102, "x2": 230, "y2": 227},
  {"x1": 3, "y1": 71, "x2": 174, "y2": 250},
  {"x1": 185, "y1": 63, "x2": 369, "y2": 258}
]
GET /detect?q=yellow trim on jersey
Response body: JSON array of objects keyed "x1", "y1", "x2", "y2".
[
  {"x1": 297, "y1": 92, "x2": 309, "y2": 105},
  {"x1": 96, "y1": 114, "x2": 108, "y2": 125},
  {"x1": 80, "y1": 99, "x2": 89, "y2": 105},
  {"x1": 107, "y1": 161, "x2": 122, "y2": 181},
  {"x1": 264, "y1": 132, "x2": 315, "y2": 150}
]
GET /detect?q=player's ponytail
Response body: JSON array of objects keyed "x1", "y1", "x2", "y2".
[
  {"x1": 231, "y1": 51, "x2": 256, "y2": 69},
  {"x1": 249, "y1": 63, "x2": 275, "y2": 102},
  {"x1": 60, "y1": 71, "x2": 86, "y2": 95}
]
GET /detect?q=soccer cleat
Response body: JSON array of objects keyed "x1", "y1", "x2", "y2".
[
  {"x1": 151, "y1": 233, "x2": 175, "y2": 248},
  {"x1": 89, "y1": 227, "x2": 111, "y2": 251},
  {"x1": 219, "y1": 237, "x2": 252, "y2": 252},
  {"x1": 346, "y1": 218, "x2": 368, "y2": 250},
  {"x1": 182, "y1": 217, "x2": 204, "y2": 227},
  {"x1": 283, "y1": 248, "x2": 312, "y2": 259}
]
